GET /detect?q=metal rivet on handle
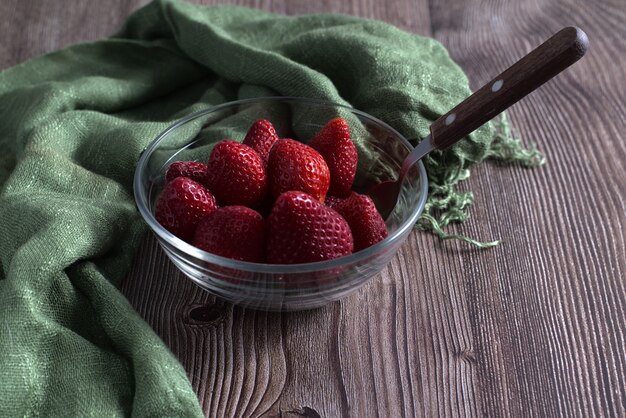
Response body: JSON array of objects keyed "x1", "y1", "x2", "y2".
[
  {"x1": 491, "y1": 79, "x2": 504, "y2": 92},
  {"x1": 445, "y1": 113, "x2": 456, "y2": 125}
]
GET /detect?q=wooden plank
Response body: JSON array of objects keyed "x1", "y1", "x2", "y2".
[
  {"x1": 1, "y1": 0, "x2": 624, "y2": 417},
  {"x1": 0, "y1": 1, "x2": 142, "y2": 69},
  {"x1": 428, "y1": 0, "x2": 626, "y2": 416}
]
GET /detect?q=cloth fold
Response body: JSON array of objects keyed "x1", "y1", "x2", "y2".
[{"x1": 0, "y1": 0, "x2": 540, "y2": 415}]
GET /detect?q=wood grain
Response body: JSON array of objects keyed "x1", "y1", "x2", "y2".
[
  {"x1": 429, "y1": 0, "x2": 626, "y2": 416},
  {"x1": 1, "y1": 0, "x2": 624, "y2": 417}
]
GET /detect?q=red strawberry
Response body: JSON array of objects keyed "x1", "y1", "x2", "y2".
[
  {"x1": 192, "y1": 206, "x2": 266, "y2": 263},
  {"x1": 165, "y1": 161, "x2": 208, "y2": 185},
  {"x1": 155, "y1": 177, "x2": 218, "y2": 242},
  {"x1": 242, "y1": 119, "x2": 279, "y2": 164},
  {"x1": 332, "y1": 192, "x2": 388, "y2": 251},
  {"x1": 267, "y1": 139, "x2": 330, "y2": 203},
  {"x1": 267, "y1": 191, "x2": 353, "y2": 264},
  {"x1": 205, "y1": 140, "x2": 268, "y2": 207},
  {"x1": 324, "y1": 195, "x2": 346, "y2": 210},
  {"x1": 309, "y1": 117, "x2": 357, "y2": 197}
]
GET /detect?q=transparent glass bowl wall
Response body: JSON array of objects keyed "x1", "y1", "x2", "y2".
[{"x1": 134, "y1": 97, "x2": 428, "y2": 311}]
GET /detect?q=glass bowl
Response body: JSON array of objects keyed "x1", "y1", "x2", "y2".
[{"x1": 134, "y1": 97, "x2": 428, "y2": 311}]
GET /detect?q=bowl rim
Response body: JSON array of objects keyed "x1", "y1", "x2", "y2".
[{"x1": 134, "y1": 96, "x2": 429, "y2": 274}]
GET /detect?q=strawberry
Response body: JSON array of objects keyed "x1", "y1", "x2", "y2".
[
  {"x1": 205, "y1": 140, "x2": 268, "y2": 208},
  {"x1": 242, "y1": 119, "x2": 279, "y2": 164},
  {"x1": 192, "y1": 206, "x2": 266, "y2": 263},
  {"x1": 165, "y1": 161, "x2": 208, "y2": 185},
  {"x1": 331, "y1": 192, "x2": 388, "y2": 251},
  {"x1": 267, "y1": 191, "x2": 353, "y2": 264},
  {"x1": 267, "y1": 139, "x2": 330, "y2": 203},
  {"x1": 155, "y1": 177, "x2": 218, "y2": 242},
  {"x1": 309, "y1": 117, "x2": 357, "y2": 197},
  {"x1": 324, "y1": 195, "x2": 346, "y2": 210}
]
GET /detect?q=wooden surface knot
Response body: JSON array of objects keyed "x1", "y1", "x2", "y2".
[
  {"x1": 184, "y1": 304, "x2": 228, "y2": 326},
  {"x1": 282, "y1": 406, "x2": 322, "y2": 418},
  {"x1": 454, "y1": 348, "x2": 477, "y2": 364}
]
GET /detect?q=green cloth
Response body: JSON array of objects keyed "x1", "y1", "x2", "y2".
[{"x1": 0, "y1": 0, "x2": 541, "y2": 415}]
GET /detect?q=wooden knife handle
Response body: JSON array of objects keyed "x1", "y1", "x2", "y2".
[{"x1": 430, "y1": 27, "x2": 588, "y2": 150}]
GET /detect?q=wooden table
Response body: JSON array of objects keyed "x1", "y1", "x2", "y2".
[{"x1": 3, "y1": 0, "x2": 624, "y2": 416}]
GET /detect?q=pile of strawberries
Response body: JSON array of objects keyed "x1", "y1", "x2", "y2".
[{"x1": 155, "y1": 118, "x2": 388, "y2": 264}]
